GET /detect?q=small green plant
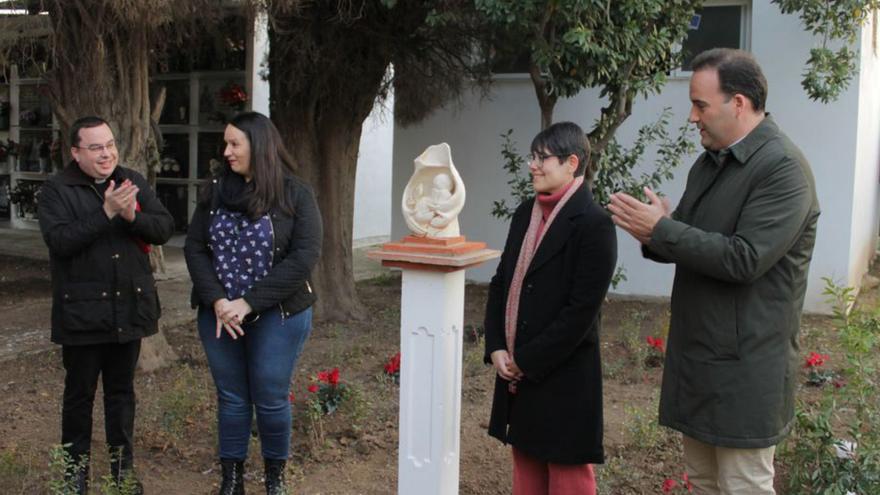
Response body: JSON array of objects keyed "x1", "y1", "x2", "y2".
[
  {"x1": 337, "y1": 383, "x2": 370, "y2": 435},
  {"x1": 782, "y1": 277, "x2": 880, "y2": 493},
  {"x1": 595, "y1": 454, "x2": 649, "y2": 494},
  {"x1": 619, "y1": 309, "x2": 649, "y2": 382},
  {"x1": 623, "y1": 394, "x2": 670, "y2": 452},
  {"x1": 0, "y1": 449, "x2": 27, "y2": 479},
  {"x1": 302, "y1": 367, "x2": 358, "y2": 451},
  {"x1": 47, "y1": 444, "x2": 88, "y2": 495},
  {"x1": 97, "y1": 471, "x2": 141, "y2": 495},
  {"x1": 0, "y1": 447, "x2": 35, "y2": 493},
  {"x1": 610, "y1": 266, "x2": 627, "y2": 291},
  {"x1": 156, "y1": 365, "x2": 201, "y2": 438},
  {"x1": 463, "y1": 333, "x2": 488, "y2": 378},
  {"x1": 490, "y1": 129, "x2": 533, "y2": 221}
]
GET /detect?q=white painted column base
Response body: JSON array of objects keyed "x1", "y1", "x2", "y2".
[{"x1": 397, "y1": 268, "x2": 465, "y2": 495}]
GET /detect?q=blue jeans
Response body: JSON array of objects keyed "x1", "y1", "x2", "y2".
[{"x1": 198, "y1": 306, "x2": 312, "y2": 460}]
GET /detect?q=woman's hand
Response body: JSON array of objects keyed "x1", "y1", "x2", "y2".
[
  {"x1": 212, "y1": 298, "x2": 251, "y2": 339},
  {"x1": 490, "y1": 350, "x2": 523, "y2": 382}
]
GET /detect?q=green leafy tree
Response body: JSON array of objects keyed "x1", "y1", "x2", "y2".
[
  {"x1": 480, "y1": 0, "x2": 698, "y2": 242},
  {"x1": 476, "y1": 0, "x2": 701, "y2": 168},
  {"x1": 774, "y1": 0, "x2": 880, "y2": 103}
]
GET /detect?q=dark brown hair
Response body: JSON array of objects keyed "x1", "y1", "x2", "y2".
[
  {"x1": 226, "y1": 111, "x2": 298, "y2": 217},
  {"x1": 70, "y1": 116, "x2": 110, "y2": 147},
  {"x1": 530, "y1": 121, "x2": 592, "y2": 179},
  {"x1": 691, "y1": 48, "x2": 768, "y2": 112}
]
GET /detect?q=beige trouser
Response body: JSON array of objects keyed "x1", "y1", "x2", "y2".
[{"x1": 682, "y1": 435, "x2": 776, "y2": 495}]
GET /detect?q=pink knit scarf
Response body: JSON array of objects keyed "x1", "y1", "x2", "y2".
[{"x1": 504, "y1": 176, "x2": 583, "y2": 389}]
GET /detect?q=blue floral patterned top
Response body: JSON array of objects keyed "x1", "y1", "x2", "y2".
[{"x1": 208, "y1": 206, "x2": 274, "y2": 299}]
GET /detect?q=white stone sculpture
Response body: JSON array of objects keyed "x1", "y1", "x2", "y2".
[{"x1": 402, "y1": 143, "x2": 465, "y2": 238}]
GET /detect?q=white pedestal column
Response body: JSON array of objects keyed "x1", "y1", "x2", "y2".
[{"x1": 397, "y1": 268, "x2": 465, "y2": 495}]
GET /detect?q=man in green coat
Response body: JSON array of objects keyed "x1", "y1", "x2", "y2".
[{"x1": 608, "y1": 48, "x2": 820, "y2": 494}]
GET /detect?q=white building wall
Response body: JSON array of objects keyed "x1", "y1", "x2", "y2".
[
  {"x1": 392, "y1": 1, "x2": 871, "y2": 313},
  {"x1": 353, "y1": 95, "x2": 394, "y2": 246},
  {"x1": 849, "y1": 16, "x2": 880, "y2": 289}
]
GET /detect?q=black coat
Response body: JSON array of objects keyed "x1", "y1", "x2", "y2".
[
  {"x1": 484, "y1": 185, "x2": 617, "y2": 465},
  {"x1": 38, "y1": 163, "x2": 175, "y2": 346},
  {"x1": 184, "y1": 173, "x2": 322, "y2": 317}
]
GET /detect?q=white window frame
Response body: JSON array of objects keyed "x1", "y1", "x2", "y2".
[{"x1": 672, "y1": 0, "x2": 752, "y2": 78}]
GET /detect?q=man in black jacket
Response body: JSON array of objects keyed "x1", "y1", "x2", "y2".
[{"x1": 38, "y1": 116, "x2": 174, "y2": 493}]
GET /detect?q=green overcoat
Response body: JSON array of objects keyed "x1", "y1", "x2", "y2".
[{"x1": 644, "y1": 115, "x2": 820, "y2": 448}]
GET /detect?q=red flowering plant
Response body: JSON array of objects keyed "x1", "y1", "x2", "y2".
[
  {"x1": 218, "y1": 82, "x2": 248, "y2": 110},
  {"x1": 644, "y1": 335, "x2": 666, "y2": 368},
  {"x1": 661, "y1": 472, "x2": 693, "y2": 493},
  {"x1": 383, "y1": 351, "x2": 401, "y2": 384},
  {"x1": 306, "y1": 367, "x2": 349, "y2": 415},
  {"x1": 804, "y1": 351, "x2": 834, "y2": 386}
]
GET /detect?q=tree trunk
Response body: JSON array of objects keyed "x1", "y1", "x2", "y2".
[
  {"x1": 269, "y1": 9, "x2": 391, "y2": 322},
  {"x1": 529, "y1": 62, "x2": 557, "y2": 130},
  {"x1": 274, "y1": 96, "x2": 377, "y2": 321},
  {"x1": 44, "y1": 1, "x2": 177, "y2": 370}
]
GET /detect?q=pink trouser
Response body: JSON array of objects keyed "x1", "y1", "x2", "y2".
[{"x1": 512, "y1": 447, "x2": 597, "y2": 495}]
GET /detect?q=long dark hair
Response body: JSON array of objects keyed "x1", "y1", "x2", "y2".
[{"x1": 225, "y1": 111, "x2": 298, "y2": 217}]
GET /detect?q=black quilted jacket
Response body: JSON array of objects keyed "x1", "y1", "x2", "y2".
[{"x1": 184, "y1": 172, "x2": 322, "y2": 317}]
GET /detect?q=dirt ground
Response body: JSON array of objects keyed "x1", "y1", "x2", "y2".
[{"x1": 0, "y1": 254, "x2": 841, "y2": 494}]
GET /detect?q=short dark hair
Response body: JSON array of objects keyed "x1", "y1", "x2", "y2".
[
  {"x1": 530, "y1": 121, "x2": 592, "y2": 179},
  {"x1": 70, "y1": 116, "x2": 110, "y2": 147},
  {"x1": 691, "y1": 48, "x2": 768, "y2": 112}
]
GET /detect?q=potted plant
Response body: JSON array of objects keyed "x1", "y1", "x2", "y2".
[
  {"x1": 9, "y1": 180, "x2": 41, "y2": 219},
  {"x1": 217, "y1": 82, "x2": 248, "y2": 112}
]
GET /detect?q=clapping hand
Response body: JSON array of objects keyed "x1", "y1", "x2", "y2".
[
  {"x1": 608, "y1": 187, "x2": 671, "y2": 244},
  {"x1": 103, "y1": 179, "x2": 139, "y2": 222}
]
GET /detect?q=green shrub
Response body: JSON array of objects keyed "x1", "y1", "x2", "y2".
[{"x1": 781, "y1": 278, "x2": 880, "y2": 494}]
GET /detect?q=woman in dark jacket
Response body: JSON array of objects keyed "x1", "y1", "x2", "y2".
[
  {"x1": 184, "y1": 112, "x2": 322, "y2": 495},
  {"x1": 484, "y1": 122, "x2": 617, "y2": 495}
]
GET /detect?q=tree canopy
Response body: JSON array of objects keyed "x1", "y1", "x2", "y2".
[
  {"x1": 477, "y1": 0, "x2": 701, "y2": 159},
  {"x1": 773, "y1": 0, "x2": 880, "y2": 102}
]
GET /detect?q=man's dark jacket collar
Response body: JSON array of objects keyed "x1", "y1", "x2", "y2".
[
  {"x1": 59, "y1": 160, "x2": 123, "y2": 186},
  {"x1": 726, "y1": 113, "x2": 778, "y2": 165}
]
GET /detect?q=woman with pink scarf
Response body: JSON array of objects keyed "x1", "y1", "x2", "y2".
[{"x1": 484, "y1": 122, "x2": 617, "y2": 495}]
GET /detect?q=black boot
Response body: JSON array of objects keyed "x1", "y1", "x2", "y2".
[
  {"x1": 263, "y1": 458, "x2": 287, "y2": 495},
  {"x1": 109, "y1": 446, "x2": 144, "y2": 495},
  {"x1": 219, "y1": 458, "x2": 245, "y2": 495},
  {"x1": 64, "y1": 463, "x2": 89, "y2": 495}
]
